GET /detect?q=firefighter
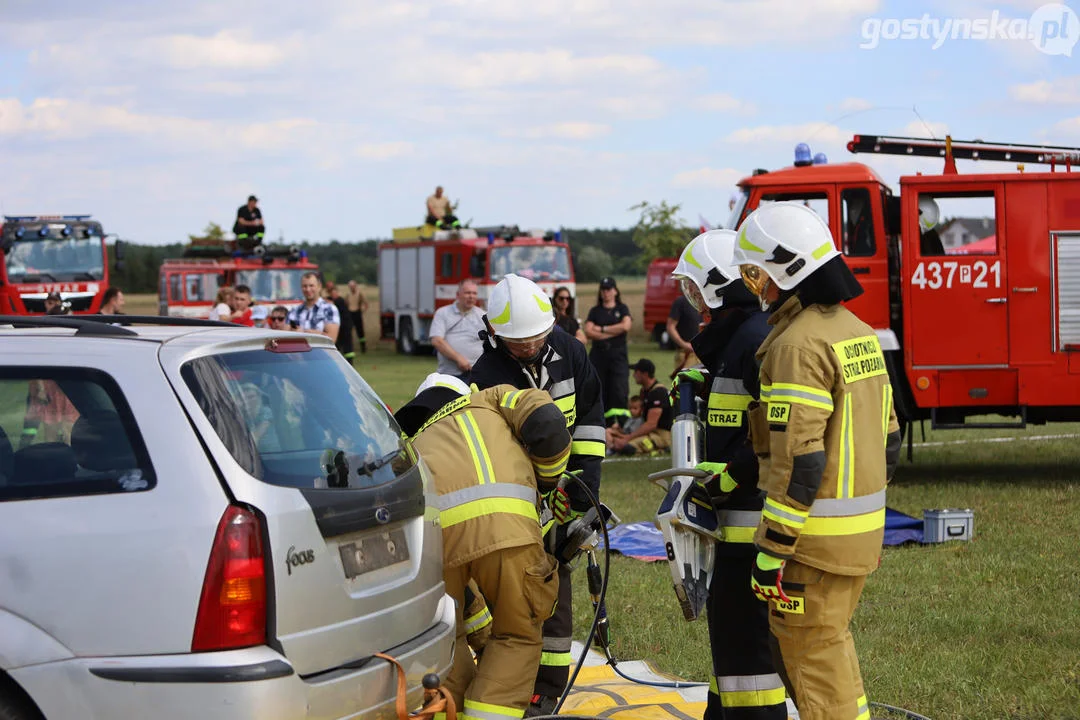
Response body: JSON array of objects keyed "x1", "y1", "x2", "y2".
[
  {"x1": 670, "y1": 229, "x2": 787, "y2": 719},
  {"x1": 469, "y1": 273, "x2": 606, "y2": 717},
  {"x1": 393, "y1": 373, "x2": 573, "y2": 720},
  {"x1": 731, "y1": 202, "x2": 902, "y2": 720}
]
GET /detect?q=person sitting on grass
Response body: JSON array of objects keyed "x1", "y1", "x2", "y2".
[
  {"x1": 605, "y1": 396, "x2": 644, "y2": 454},
  {"x1": 609, "y1": 359, "x2": 673, "y2": 457}
]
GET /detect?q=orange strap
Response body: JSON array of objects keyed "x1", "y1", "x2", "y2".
[{"x1": 374, "y1": 652, "x2": 457, "y2": 720}]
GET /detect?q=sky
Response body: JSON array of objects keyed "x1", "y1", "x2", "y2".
[{"x1": 1, "y1": 0, "x2": 1078, "y2": 245}]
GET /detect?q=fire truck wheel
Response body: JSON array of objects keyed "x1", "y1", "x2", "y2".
[{"x1": 397, "y1": 317, "x2": 417, "y2": 355}]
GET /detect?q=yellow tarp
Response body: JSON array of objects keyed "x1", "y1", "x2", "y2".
[{"x1": 559, "y1": 664, "x2": 708, "y2": 719}]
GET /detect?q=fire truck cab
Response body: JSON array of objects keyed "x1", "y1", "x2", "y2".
[
  {"x1": 0, "y1": 215, "x2": 117, "y2": 314},
  {"x1": 379, "y1": 224, "x2": 575, "y2": 354},
  {"x1": 731, "y1": 135, "x2": 1080, "y2": 432},
  {"x1": 158, "y1": 243, "x2": 318, "y2": 319}
]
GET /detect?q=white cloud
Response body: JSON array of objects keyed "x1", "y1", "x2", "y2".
[
  {"x1": 355, "y1": 141, "x2": 415, "y2": 160},
  {"x1": 152, "y1": 30, "x2": 288, "y2": 70},
  {"x1": 693, "y1": 94, "x2": 756, "y2": 114},
  {"x1": 672, "y1": 167, "x2": 744, "y2": 189},
  {"x1": 1010, "y1": 78, "x2": 1080, "y2": 103},
  {"x1": 724, "y1": 123, "x2": 849, "y2": 146},
  {"x1": 899, "y1": 119, "x2": 950, "y2": 138},
  {"x1": 837, "y1": 97, "x2": 874, "y2": 113},
  {"x1": 501, "y1": 122, "x2": 611, "y2": 140}
]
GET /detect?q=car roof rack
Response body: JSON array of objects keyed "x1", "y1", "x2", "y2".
[{"x1": 0, "y1": 315, "x2": 239, "y2": 337}]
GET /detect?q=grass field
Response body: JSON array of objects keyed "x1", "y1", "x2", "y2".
[{"x1": 125, "y1": 283, "x2": 1080, "y2": 718}]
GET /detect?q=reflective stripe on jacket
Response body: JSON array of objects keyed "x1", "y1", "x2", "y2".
[
  {"x1": 413, "y1": 385, "x2": 572, "y2": 568},
  {"x1": 751, "y1": 297, "x2": 901, "y2": 575}
]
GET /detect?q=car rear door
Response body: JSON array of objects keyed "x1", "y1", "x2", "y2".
[{"x1": 158, "y1": 334, "x2": 447, "y2": 677}]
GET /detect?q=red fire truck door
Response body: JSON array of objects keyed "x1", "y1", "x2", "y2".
[{"x1": 907, "y1": 189, "x2": 1009, "y2": 367}]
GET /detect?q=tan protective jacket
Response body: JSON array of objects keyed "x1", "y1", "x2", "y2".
[
  {"x1": 750, "y1": 297, "x2": 901, "y2": 576},
  {"x1": 413, "y1": 385, "x2": 572, "y2": 568}
]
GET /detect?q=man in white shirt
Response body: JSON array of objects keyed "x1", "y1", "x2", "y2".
[{"x1": 430, "y1": 279, "x2": 485, "y2": 378}]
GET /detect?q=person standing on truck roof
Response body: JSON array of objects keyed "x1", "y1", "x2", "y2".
[
  {"x1": 430, "y1": 279, "x2": 486, "y2": 380},
  {"x1": 287, "y1": 272, "x2": 340, "y2": 342},
  {"x1": 733, "y1": 202, "x2": 902, "y2": 720},
  {"x1": 426, "y1": 185, "x2": 461, "y2": 228},
  {"x1": 468, "y1": 273, "x2": 606, "y2": 718},
  {"x1": 671, "y1": 229, "x2": 788, "y2": 720},
  {"x1": 583, "y1": 277, "x2": 632, "y2": 426},
  {"x1": 394, "y1": 373, "x2": 570, "y2": 720},
  {"x1": 233, "y1": 195, "x2": 265, "y2": 247}
]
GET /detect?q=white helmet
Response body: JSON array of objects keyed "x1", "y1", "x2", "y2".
[
  {"x1": 487, "y1": 273, "x2": 555, "y2": 340},
  {"x1": 416, "y1": 373, "x2": 471, "y2": 397},
  {"x1": 918, "y1": 196, "x2": 940, "y2": 232},
  {"x1": 671, "y1": 229, "x2": 741, "y2": 311},
  {"x1": 733, "y1": 202, "x2": 838, "y2": 298}
]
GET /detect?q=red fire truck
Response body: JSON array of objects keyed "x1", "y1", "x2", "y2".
[
  {"x1": 0, "y1": 215, "x2": 120, "y2": 314},
  {"x1": 643, "y1": 257, "x2": 679, "y2": 348},
  {"x1": 158, "y1": 243, "x2": 318, "y2": 319},
  {"x1": 379, "y1": 224, "x2": 575, "y2": 354},
  {"x1": 730, "y1": 134, "x2": 1080, "y2": 438}
]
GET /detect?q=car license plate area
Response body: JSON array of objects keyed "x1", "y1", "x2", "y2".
[{"x1": 339, "y1": 529, "x2": 409, "y2": 579}]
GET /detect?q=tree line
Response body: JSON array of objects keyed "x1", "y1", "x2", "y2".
[{"x1": 106, "y1": 202, "x2": 698, "y2": 293}]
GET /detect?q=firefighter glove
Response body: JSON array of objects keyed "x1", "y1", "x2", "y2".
[
  {"x1": 751, "y1": 552, "x2": 791, "y2": 604},
  {"x1": 695, "y1": 461, "x2": 737, "y2": 507},
  {"x1": 545, "y1": 487, "x2": 572, "y2": 524},
  {"x1": 670, "y1": 368, "x2": 709, "y2": 404}
]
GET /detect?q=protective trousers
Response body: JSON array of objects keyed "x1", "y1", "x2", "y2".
[
  {"x1": 766, "y1": 560, "x2": 870, "y2": 720},
  {"x1": 443, "y1": 544, "x2": 559, "y2": 720},
  {"x1": 705, "y1": 551, "x2": 788, "y2": 720},
  {"x1": 534, "y1": 560, "x2": 573, "y2": 698}
]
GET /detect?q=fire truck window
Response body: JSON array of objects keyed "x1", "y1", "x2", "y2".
[
  {"x1": 470, "y1": 252, "x2": 485, "y2": 278},
  {"x1": 922, "y1": 193, "x2": 997, "y2": 257},
  {"x1": 186, "y1": 275, "x2": 203, "y2": 301},
  {"x1": 841, "y1": 188, "x2": 875, "y2": 257},
  {"x1": 760, "y1": 192, "x2": 830, "y2": 228},
  {"x1": 441, "y1": 253, "x2": 457, "y2": 278},
  {"x1": 169, "y1": 275, "x2": 183, "y2": 302}
]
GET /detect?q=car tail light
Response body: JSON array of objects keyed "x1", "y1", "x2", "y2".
[{"x1": 192, "y1": 505, "x2": 267, "y2": 652}]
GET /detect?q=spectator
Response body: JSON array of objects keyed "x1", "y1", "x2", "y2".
[
  {"x1": 425, "y1": 185, "x2": 460, "y2": 228},
  {"x1": 44, "y1": 291, "x2": 70, "y2": 316},
  {"x1": 346, "y1": 280, "x2": 368, "y2": 354},
  {"x1": 234, "y1": 195, "x2": 265, "y2": 248},
  {"x1": 552, "y1": 286, "x2": 586, "y2": 345},
  {"x1": 605, "y1": 395, "x2": 644, "y2": 453},
  {"x1": 325, "y1": 282, "x2": 356, "y2": 363},
  {"x1": 430, "y1": 279, "x2": 485, "y2": 379},
  {"x1": 610, "y1": 358, "x2": 673, "y2": 456},
  {"x1": 267, "y1": 305, "x2": 290, "y2": 331},
  {"x1": 208, "y1": 287, "x2": 234, "y2": 321},
  {"x1": 230, "y1": 285, "x2": 255, "y2": 326},
  {"x1": 100, "y1": 287, "x2": 125, "y2": 315},
  {"x1": 287, "y1": 272, "x2": 340, "y2": 341},
  {"x1": 251, "y1": 305, "x2": 270, "y2": 328},
  {"x1": 666, "y1": 293, "x2": 702, "y2": 378},
  {"x1": 583, "y1": 276, "x2": 632, "y2": 425}
]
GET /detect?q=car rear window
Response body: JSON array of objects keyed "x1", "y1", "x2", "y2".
[
  {"x1": 181, "y1": 346, "x2": 410, "y2": 489},
  {"x1": 0, "y1": 368, "x2": 156, "y2": 501}
]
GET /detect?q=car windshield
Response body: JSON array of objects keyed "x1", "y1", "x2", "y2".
[
  {"x1": 489, "y1": 245, "x2": 571, "y2": 282},
  {"x1": 726, "y1": 189, "x2": 750, "y2": 229},
  {"x1": 4, "y1": 239, "x2": 105, "y2": 282},
  {"x1": 181, "y1": 347, "x2": 410, "y2": 489},
  {"x1": 234, "y1": 269, "x2": 306, "y2": 303}
]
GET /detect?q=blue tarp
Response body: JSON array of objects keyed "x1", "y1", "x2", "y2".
[{"x1": 606, "y1": 508, "x2": 925, "y2": 562}]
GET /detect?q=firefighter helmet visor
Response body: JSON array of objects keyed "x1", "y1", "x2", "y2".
[
  {"x1": 740, "y1": 264, "x2": 771, "y2": 300},
  {"x1": 678, "y1": 276, "x2": 707, "y2": 314},
  {"x1": 502, "y1": 328, "x2": 552, "y2": 362}
]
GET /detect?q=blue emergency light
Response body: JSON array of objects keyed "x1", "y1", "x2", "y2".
[
  {"x1": 794, "y1": 143, "x2": 813, "y2": 167},
  {"x1": 487, "y1": 233, "x2": 495, "y2": 245},
  {"x1": 14, "y1": 228, "x2": 24, "y2": 239},
  {"x1": 813, "y1": 152, "x2": 828, "y2": 165},
  {"x1": 38, "y1": 226, "x2": 49, "y2": 238},
  {"x1": 61, "y1": 225, "x2": 72, "y2": 237}
]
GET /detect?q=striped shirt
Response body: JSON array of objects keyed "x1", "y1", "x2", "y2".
[{"x1": 288, "y1": 298, "x2": 340, "y2": 332}]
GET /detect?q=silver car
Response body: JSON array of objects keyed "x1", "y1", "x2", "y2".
[{"x1": 0, "y1": 319, "x2": 454, "y2": 720}]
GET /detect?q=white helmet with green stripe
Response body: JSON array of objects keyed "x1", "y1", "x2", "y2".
[
  {"x1": 416, "y1": 373, "x2": 471, "y2": 397},
  {"x1": 733, "y1": 201, "x2": 839, "y2": 293},
  {"x1": 670, "y1": 229, "x2": 741, "y2": 311},
  {"x1": 487, "y1": 273, "x2": 555, "y2": 340}
]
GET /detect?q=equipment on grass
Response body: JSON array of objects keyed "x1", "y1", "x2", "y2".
[{"x1": 649, "y1": 377, "x2": 721, "y2": 621}]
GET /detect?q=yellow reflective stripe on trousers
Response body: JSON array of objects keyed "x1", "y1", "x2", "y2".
[
  {"x1": 571, "y1": 424, "x2": 606, "y2": 457},
  {"x1": 463, "y1": 698, "x2": 526, "y2": 720},
  {"x1": 881, "y1": 384, "x2": 893, "y2": 445},
  {"x1": 760, "y1": 382, "x2": 834, "y2": 412},
  {"x1": 763, "y1": 497, "x2": 808, "y2": 529},
  {"x1": 803, "y1": 489, "x2": 887, "y2": 536},
  {"x1": 838, "y1": 393, "x2": 854, "y2": 499},
  {"x1": 717, "y1": 509, "x2": 760, "y2": 544},
  {"x1": 465, "y1": 606, "x2": 492, "y2": 634},
  {"x1": 716, "y1": 673, "x2": 787, "y2": 708},
  {"x1": 856, "y1": 694, "x2": 870, "y2": 720},
  {"x1": 456, "y1": 411, "x2": 495, "y2": 485},
  {"x1": 540, "y1": 650, "x2": 573, "y2": 667},
  {"x1": 437, "y1": 483, "x2": 540, "y2": 528},
  {"x1": 500, "y1": 389, "x2": 527, "y2": 409}
]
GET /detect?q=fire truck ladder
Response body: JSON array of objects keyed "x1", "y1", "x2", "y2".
[{"x1": 847, "y1": 134, "x2": 1080, "y2": 174}]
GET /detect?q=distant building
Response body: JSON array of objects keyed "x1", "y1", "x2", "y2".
[{"x1": 939, "y1": 217, "x2": 996, "y2": 250}]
